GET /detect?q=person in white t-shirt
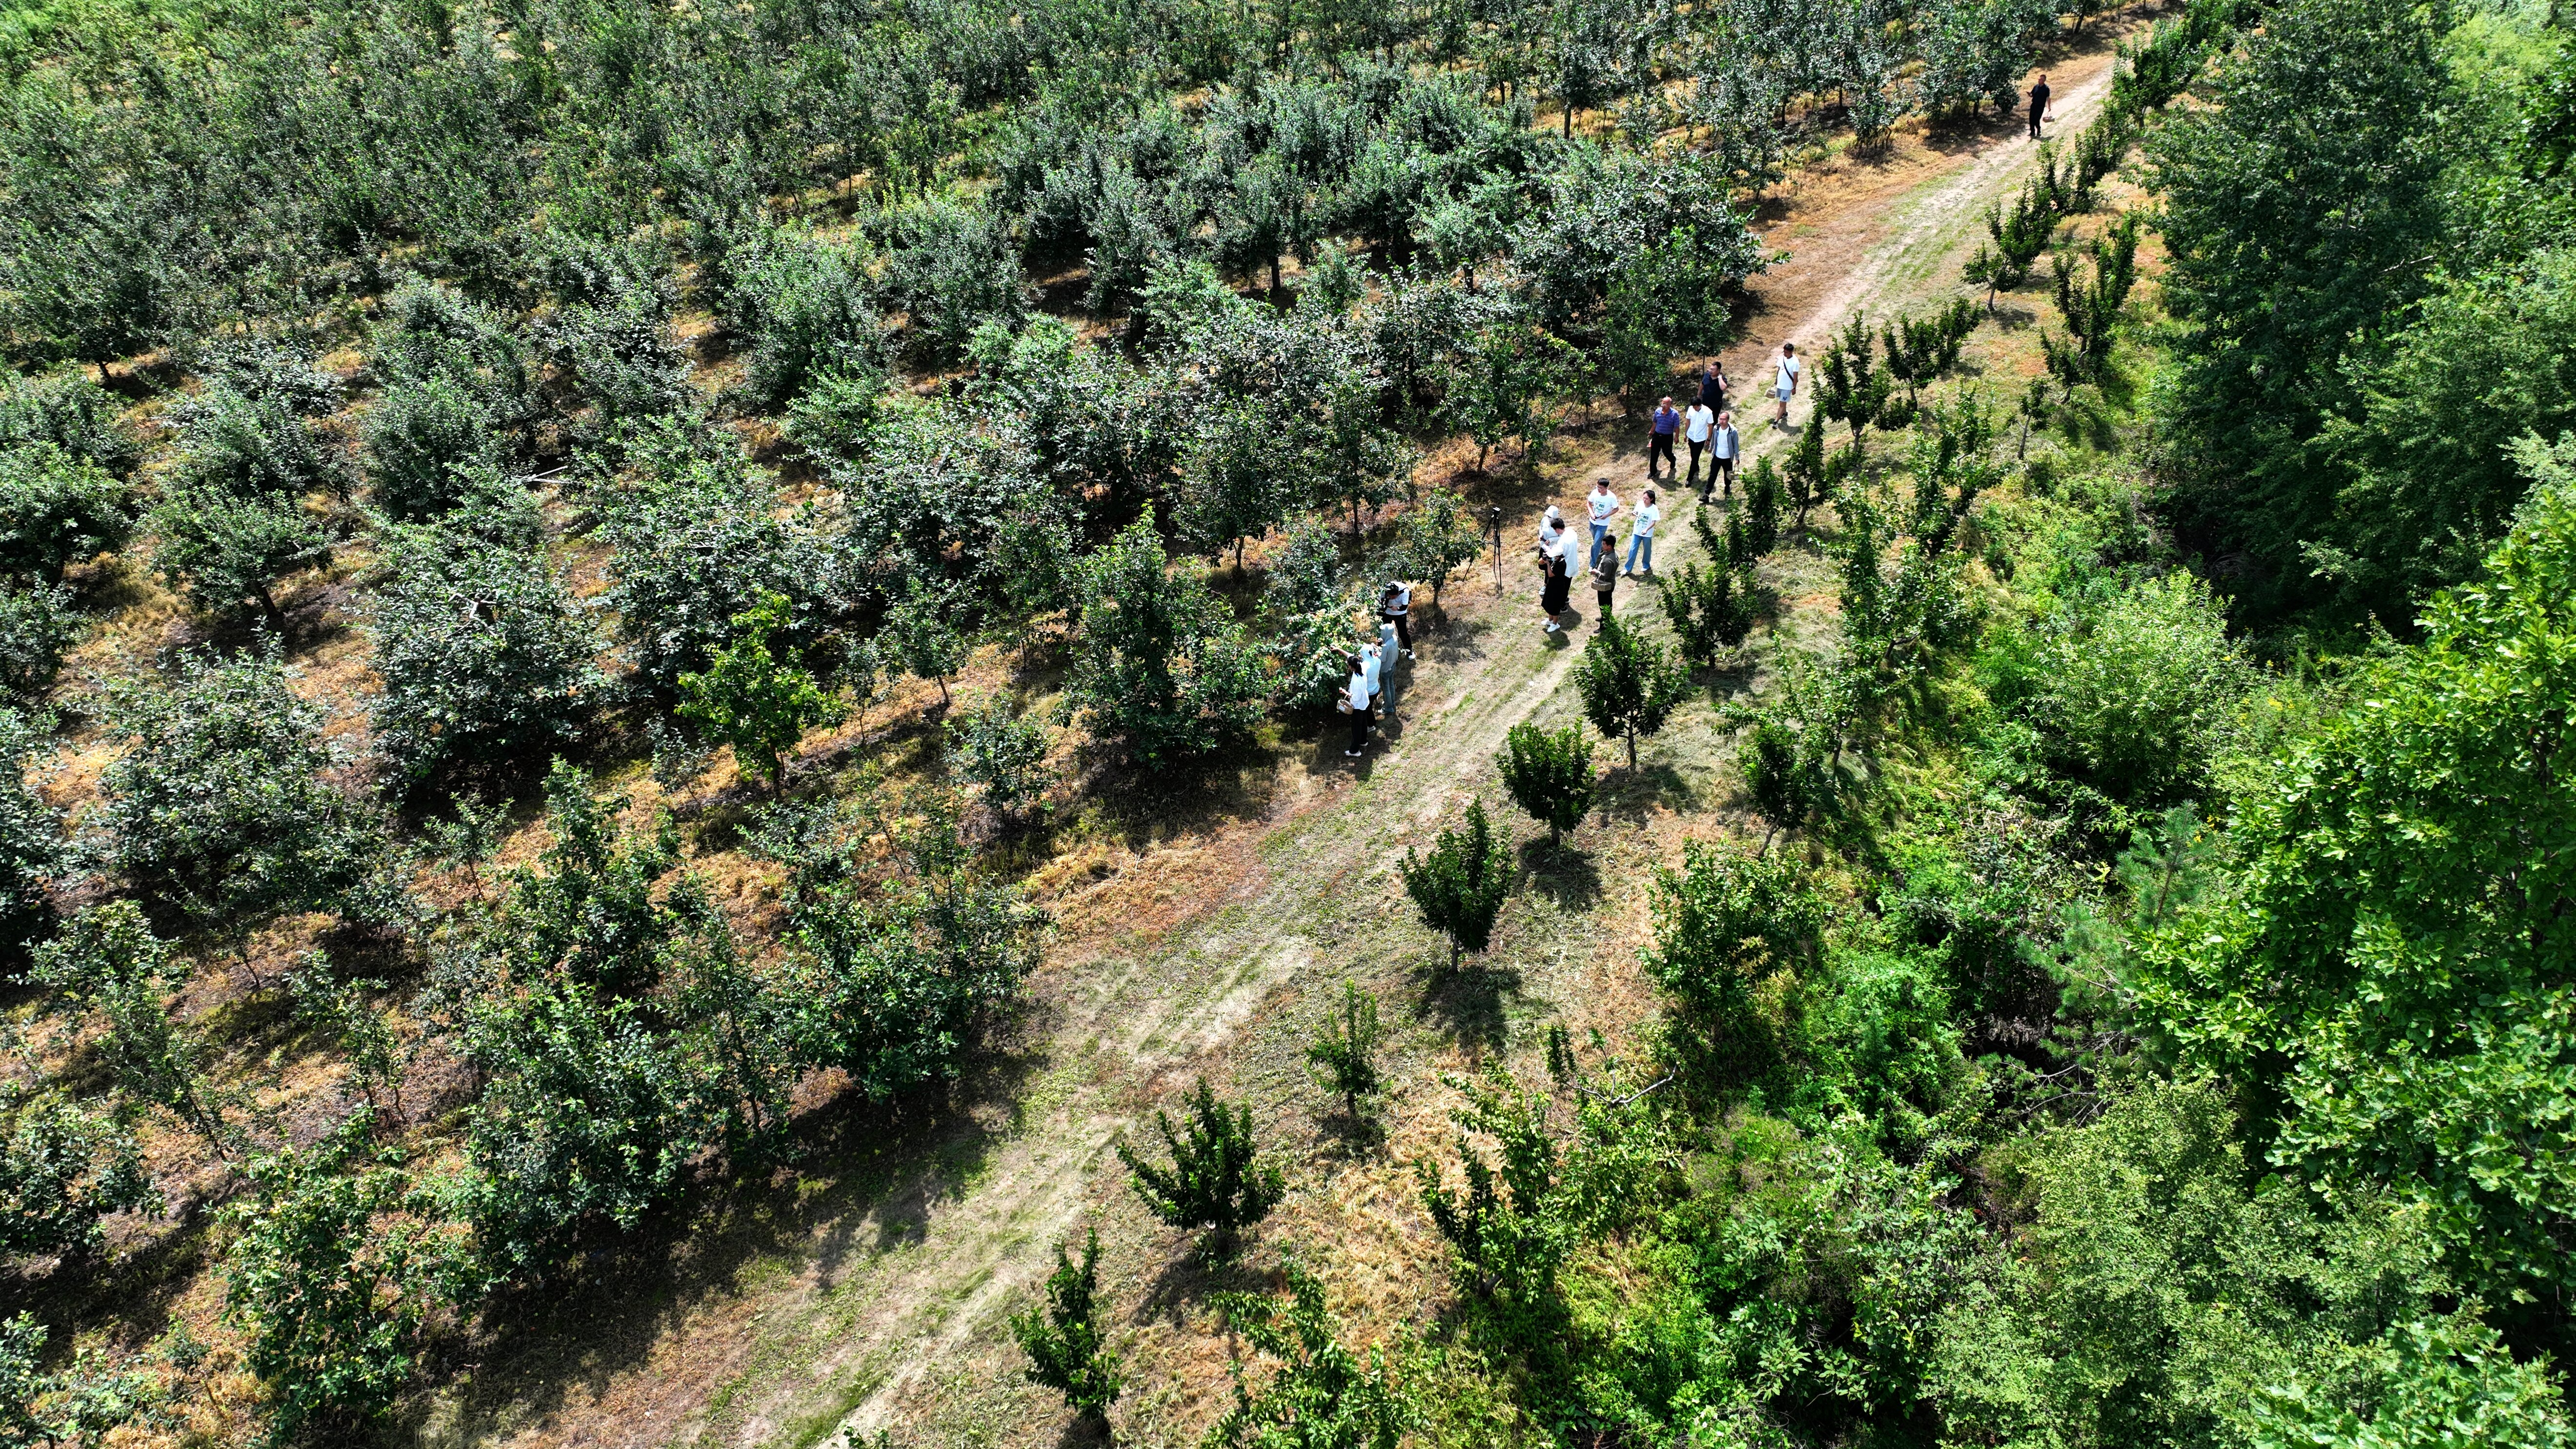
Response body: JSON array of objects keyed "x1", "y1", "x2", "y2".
[
  {"x1": 1585, "y1": 478, "x2": 1621, "y2": 568},
  {"x1": 1343, "y1": 655, "x2": 1372, "y2": 756},
  {"x1": 1624, "y1": 488, "x2": 1662, "y2": 576},
  {"x1": 1772, "y1": 342, "x2": 1801, "y2": 428},
  {"x1": 1538, "y1": 504, "x2": 1574, "y2": 572},
  {"x1": 1683, "y1": 401, "x2": 1716, "y2": 493}
]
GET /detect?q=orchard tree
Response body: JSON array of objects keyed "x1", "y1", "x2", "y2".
[
  {"x1": 0, "y1": 1085, "x2": 156, "y2": 1259},
  {"x1": 0, "y1": 707, "x2": 62, "y2": 954},
  {"x1": 948, "y1": 704, "x2": 1055, "y2": 823},
  {"x1": 1305, "y1": 979, "x2": 1386, "y2": 1119},
  {"x1": 876, "y1": 578, "x2": 967, "y2": 709},
  {"x1": 1574, "y1": 619, "x2": 1690, "y2": 768},
  {"x1": 0, "y1": 443, "x2": 135, "y2": 581},
  {"x1": 1397, "y1": 488, "x2": 1486, "y2": 618},
  {"x1": 1399, "y1": 800, "x2": 1513, "y2": 969},
  {"x1": 1207, "y1": 1260, "x2": 1411, "y2": 1449},
  {"x1": 0, "y1": 584, "x2": 75, "y2": 702},
  {"x1": 32, "y1": 902, "x2": 230, "y2": 1151},
  {"x1": 1063, "y1": 521, "x2": 1269, "y2": 764},
  {"x1": 1497, "y1": 721, "x2": 1593, "y2": 849},
  {"x1": 1010, "y1": 1227, "x2": 1124, "y2": 1426},
  {"x1": 1661, "y1": 560, "x2": 1756, "y2": 667},
  {"x1": 1119, "y1": 1078, "x2": 1285, "y2": 1258},
  {"x1": 1449, "y1": 322, "x2": 1578, "y2": 473},
  {"x1": 679, "y1": 589, "x2": 839, "y2": 788},
  {"x1": 149, "y1": 483, "x2": 330, "y2": 631}
]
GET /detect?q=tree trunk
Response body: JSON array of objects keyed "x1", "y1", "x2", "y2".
[
  {"x1": 1562, "y1": 106, "x2": 1573, "y2": 139},
  {"x1": 1627, "y1": 729, "x2": 1638, "y2": 769}
]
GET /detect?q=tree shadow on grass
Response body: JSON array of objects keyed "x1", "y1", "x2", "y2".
[
  {"x1": 1598, "y1": 762, "x2": 1694, "y2": 826},
  {"x1": 1136, "y1": 1239, "x2": 1273, "y2": 1323},
  {"x1": 1411, "y1": 957, "x2": 1522, "y2": 1054},
  {"x1": 1518, "y1": 839, "x2": 1601, "y2": 912}
]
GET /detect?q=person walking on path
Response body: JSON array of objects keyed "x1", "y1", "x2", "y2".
[
  {"x1": 1771, "y1": 343, "x2": 1801, "y2": 428},
  {"x1": 1343, "y1": 655, "x2": 1371, "y2": 756},
  {"x1": 1648, "y1": 397, "x2": 1681, "y2": 481},
  {"x1": 1379, "y1": 579, "x2": 1413, "y2": 656},
  {"x1": 1538, "y1": 538, "x2": 1572, "y2": 634},
  {"x1": 2028, "y1": 73, "x2": 2051, "y2": 139},
  {"x1": 1625, "y1": 488, "x2": 1661, "y2": 577},
  {"x1": 1710, "y1": 410, "x2": 1741, "y2": 498},
  {"x1": 1694, "y1": 360, "x2": 1728, "y2": 411},
  {"x1": 1586, "y1": 478, "x2": 1622, "y2": 567},
  {"x1": 1592, "y1": 541, "x2": 1619, "y2": 621},
  {"x1": 1683, "y1": 399, "x2": 1715, "y2": 492}
]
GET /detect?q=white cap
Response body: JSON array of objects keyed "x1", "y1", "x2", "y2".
[{"x1": 1545, "y1": 504, "x2": 1561, "y2": 520}]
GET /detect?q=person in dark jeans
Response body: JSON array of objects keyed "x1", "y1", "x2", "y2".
[
  {"x1": 1379, "y1": 579, "x2": 1413, "y2": 655},
  {"x1": 2028, "y1": 74, "x2": 2051, "y2": 139},
  {"x1": 1592, "y1": 545, "x2": 1618, "y2": 621},
  {"x1": 1648, "y1": 396, "x2": 1681, "y2": 480}
]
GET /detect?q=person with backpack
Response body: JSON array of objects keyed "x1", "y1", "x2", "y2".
[
  {"x1": 1625, "y1": 488, "x2": 1661, "y2": 577},
  {"x1": 2028, "y1": 73, "x2": 2052, "y2": 140},
  {"x1": 1710, "y1": 410, "x2": 1742, "y2": 498},
  {"x1": 1379, "y1": 579, "x2": 1413, "y2": 657},
  {"x1": 1683, "y1": 398, "x2": 1716, "y2": 493},
  {"x1": 1648, "y1": 396, "x2": 1681, "y2": 481},
  {"x1": 1343, "y1": 654, "x2": 1371, "y2": 756},
  {"x1": 1771, "y1": 342, "x2": 1801, "y2": 428}
]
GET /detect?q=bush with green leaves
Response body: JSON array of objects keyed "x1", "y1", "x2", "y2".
[
  {"x1": 2000, "y1": 571, "x2": 2251, "y2": 809},
  {"x1": 1396, "y1": 487, "x2": 1486, "y2": 614},
  {"x1": 760, "y1": 791, "x2": 1046, "y2": 1101},
  {"x1": 1117, "y1": 1077, "x2": 1285, "y2": 1258},
  {"x1": 1063, "y1": 520, "x2": 1269, "y2": 763},
  {"x1": 1399, "y1": 799, "x2": 1513, "y2": 969},
  {"x1": 1660, "y1": 559, "x2": 1755, "y2": 667},
  {"x1": 96, "y1": 648, "x2": 378, "y2": 935},
  {"x1": 1642, "y1": 841, "x2": 1829, "y2": 1081},
  {"x1": 0, "y1": 708, "x2": 62, "y2": 956},
  {"x1": 1573, "y1": 619, "x2": 1690, "y2": 769},
  {"x1": 147, "y1": 482, "x2": 331, "y2": 630},
  {"x1": 876, "y1": 577, "x2": 966, "y2": 709},
  {"x1": 1305, "y1": 980, "x2": 1385, "y2": 1119},
  {"x1": 168, "y1": 382, "x2": 345, "y2": 500},
  {"x1": 597, "y1": 453, "x2": 843, "y2": 697},
  {"x1": 1497, "y1": 721, "x2": 1593, "y2": 849},
  {"x1": 947, "y1": 703, "x2": 1054, "y2": 821},
  {"x1": 1010, "y1": 1227, "x2": 1123, "y2": 1425},
  {"x1": 538, "y1": 281, "x2": 696, "y2": 445},
  {"x1": 483, "y1": 761, "x2": 685, "y2": 998},
  {"x1": 0, "y1": 1084, "x2": 156, "y2": 1259},
  {"x1": 731, "y1": 229, "x2": 883, "y2": 407},
  {"x1": 366, "y1": 525, "x2": 602, "y2": 787},
  {"x1": 31, "y1": 902, "x2": 229, "y2": 1151},
  {"x1": 0, "y1": 443, "x2": 135, "y2": 580},
  {"x1": 0, "y1": 583, "x2": 75, "y2": 701},
  {"x1": 781, "y1": 362, "x2": 891, "y2": 464},
  {"x1": 678, "y1": 589, "x2": 839, "y2": 788},
  {"x1": 0, "y1": 370, "x2": 140, "y2": 478},
  {"x1": 882, "y1": 195, "x2": 1025, "y2": 364},
  {"x1": 1207, "y1": 1259, "x2": 1411, "y2": 1449},
  {"x1": 222, "y1": 1110, "x2": 460, "y2": 1440},
  {"x1": 362, "y1": 373, "x2": 506, "y2": 522}
]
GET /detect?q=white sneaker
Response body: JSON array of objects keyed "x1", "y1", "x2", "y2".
[
  {"x1": 1345, "y1": 749, "x2": 1362, "y2": 757},
  {"x1": 1403, "y1": 650, "x2": 1415, "y2": 659}
]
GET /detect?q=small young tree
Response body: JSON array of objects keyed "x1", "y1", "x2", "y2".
[
  {"x1": 32, "y1": 902, "x2": 230, "y2": 1152},
  {"x1": 1396, "y1": 488, "x2": 1486, "y2": 617},
  {"x1": 1496, "y1": 722, "x2": 1594, "y2": 849},
  {"x1": 1010, "y1": 1226, "x2": 1124, "y2": 1426},
  {"x1": 0, "y1": 1085, "x2": 156, "y2": 1259},
  {"x1": 947, "y1": 703, "x2": 1054, "y2": 823},
  {"x1": 1117, "y1": 1078, "x2": 1285, "y2": 1258},
  {"x1": 1305, "y1": 980, "x2": 1385, "y2": 1119},
  {"x1": 1661, "y1": 560, "x2": 1757, "y2": 667},
  {"x1": 1207, "y1": 1260, "x2": 1411, "y2": 1449},
  {"x1": 679, "y1": 590, "x2": 840, "y2": 790},
  {"x1": 1398, "y1": 800, "x2": 1513, "y2": 969},
  {"x1": 1574, "y1": 620, "x2": 1691, "y2": 769},
  {"x1": 877, "y1": 577, "x2": 967, "y2": 709},
  {"x1": 1743, "y1": 453, "x2": 1785, "y2": 556}
]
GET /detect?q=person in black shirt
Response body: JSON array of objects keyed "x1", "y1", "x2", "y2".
[
  {"x1": 2028, "y1": 74, "x2": 2051, "y2": 139},
  {"x1": 1694, "y1": 360, "x2": 1727, "y2": 410}
]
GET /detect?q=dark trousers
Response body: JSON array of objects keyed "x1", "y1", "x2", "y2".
[
  {"x1": 1384, "y1": 613, "x2": 1411, "y2": 650},
  {"x1": 1348, "y1": 709, "x2": 1368, "y2": 752},
  {"x1": 2028, "y1": 110, "x2": 2043, "y2": 138},
  {"x1": 1596, "y1": 587, "x2": 1613, "y2": 618},
  {"x1": 1712, "y1": 454, "x2": 1737, "y2": 497},
  {"x1": 1649, "y1": 431, "x2": 1677, "y2": 478},
  {"x1": 1686, "y1": 438, "x2": 1707, "y2": 486}
]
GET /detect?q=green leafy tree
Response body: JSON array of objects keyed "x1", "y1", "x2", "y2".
[
  {"x1": 148, "y1": 482, "x2": 330, "y2": 631},
  {"x1": 1496, "y1": 721, "x2": 1593, "y2": 849},
  {"x1": 1063, "y1": 521, "x2": 1269, "y2": 764},
  {"x1": 1206, "y1": 1259, "x2": 1411, "y2": 1449},
  {"x1": 1009, "y1": 1227, "x2": 1123, "y2": 1425},
  {"x1": 1117, "y1": 1077, "x2": 1285, "y2": 1258},
  {"x1": 0, "y1": 443, "x2": 134, "y2": 581},
  {"x1": 1642, "y1": 841, "x2": 1829, "y2": 1089},
  {"x1": 31, "y1": 902, "x2": 229, "y2": 1151},
  {"x1": 1398, "y1": 799, "x2": 1513, "y2": 969},
  {"x1": 485, "y1": 760, "x2": 684, "y2": 998},
  {"x1": 1305, "y1": 980, "x2": 1385, "y2": 1119},
  {"x1": 1449, "y1": 322, "x2": 1577, "y2": 472},
  {"x1": 947, "y1": 703, "x2": 1054, "y2": 822},
  {"x1": 875, "y1": 577, "x2": 966, "y2": 710},
  {"x1": 1573, "y1": 619, "x2": 1689, "y2": 769},
  {"x1": 222, "y1": 1110, "x2": 459, "y2": 1441},
  {"x1": 680, "y1": 589, "x2": 839, "y2": 788},
  {"x1": 0, "y1": 1084, "x2": 156, "y2": 1259},
  {"x1": 0, "y1": 707, "x2": 62, "y2": 956},
  {"x1": 2040, "y1": 216, "x2": 2141, "y2": 399},
  {"x1": 1396, "y1": 487, "x2": 1486, "y2": 617},
  {"x1": 1661, "y1": 559, "x2": 1756, "y2": 667},
  {"x1": 0, "y1": 583, "x2": 75, "y2": 702}
]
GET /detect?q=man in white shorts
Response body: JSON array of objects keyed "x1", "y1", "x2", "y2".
[{"x1": 1772, "y1": 342, "x2": 1800, "y2": 428}]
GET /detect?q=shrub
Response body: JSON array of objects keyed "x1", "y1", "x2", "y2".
[
  {"x1": 596, "y1": 459, "x2": 840, "y2": 697},
  {"x1": 169, "y1": 383, "x2": 345, "y2": 499},
  {"x1": 876, "y1": 577, "x2": 966, "y2": 709},
  {"x1": 538, "y1": 285, "x2": 695, "y2": 443},
  {"x1": 2021, "y1": 572, "x2": 2250, "y2": 806},
  {"x1": 1117, "y1": 1078, "x2": 1285, "y2": 1258},
  {"x1": 148, "y1": 483, "x2": 331, "y2": 630},
  {"x1": 1642, "y1": 842, "x2": 1828, "y2": 1087},
  {"x1": 1010, "y1": 1227, "x2": 1123, "y2": 1423},
  {"x1": 882, "y1": 196, "x2": 1025, "y2": 363},
  {"x1": 1207, "y1": 1260, "x2": 1411, "y2": 1449},
  {"x1": 948, "y1": 704, "x2": 1054, "y2": 822},
  {"x1": 222, "y1": 1111, "x2": 457, "y2": 1439},
  {"x1": 365, "y1": 524, "x2": 602, "y2": 786},
  {"x1": 1661, "y1": 560, "x2": 1755, "y2": 667},
  {"x1": 1398, "y1": 799, "x2": 1512, "y2": 969},
  {"x1": 0, "y1": 583, "x2": 76, "y2": 701},
  {"x1": 1496, "y1": 721, "x2": 1593, "y2": 848},
  {"x1": 781, "y1": 363, "x2": 890, "y2": 464},
  {"x1": 96, "y1": 647, "x2": 378, "y2": 935},
  {"x1": 1573, "y1": 618, "x2": 1690, "y2": 768},
  {"x1": 0, "y1": 371, "x2": 140, "y2": 478},
  {"x1": 1063, "y1": 520, "x2": 1269, "y2": 763},
  {"x1": 0, "y1": 443, "x2": 136, "y2": 580},
  {"x1": 362, "y1": 373, "x2": 503, "y2": 522},
  {"x1": 0, "y1": 1085, "x2": 156, "y2": 1259},
  {"x1": 735, "y1": 232, "x2": 882, "y2": 407},
  {"x1": 677, "y1": 589, "x2": 838, "y2": 788},
  {"x1": 0, "y1": 708, "x2": 64, "y2": 955},
  {"x1": 31, "y1": 902, "x2": 229, "y2": 1150},
  {"x1": 1305, "y1": 980, "x2": 1385, "y2": 1119}
]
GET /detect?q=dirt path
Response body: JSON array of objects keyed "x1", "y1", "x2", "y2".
[{"x1": 431, "y1": 38, "x2": 2133, "y2": 1449}]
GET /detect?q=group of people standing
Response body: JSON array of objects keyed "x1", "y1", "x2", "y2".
[
  {"x1": 1342, "y1": 579, "x2": 1415, "y2": 757},
  {"x1": 1531, "y1": 476, "x2": 1664, "y2": 636}
]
